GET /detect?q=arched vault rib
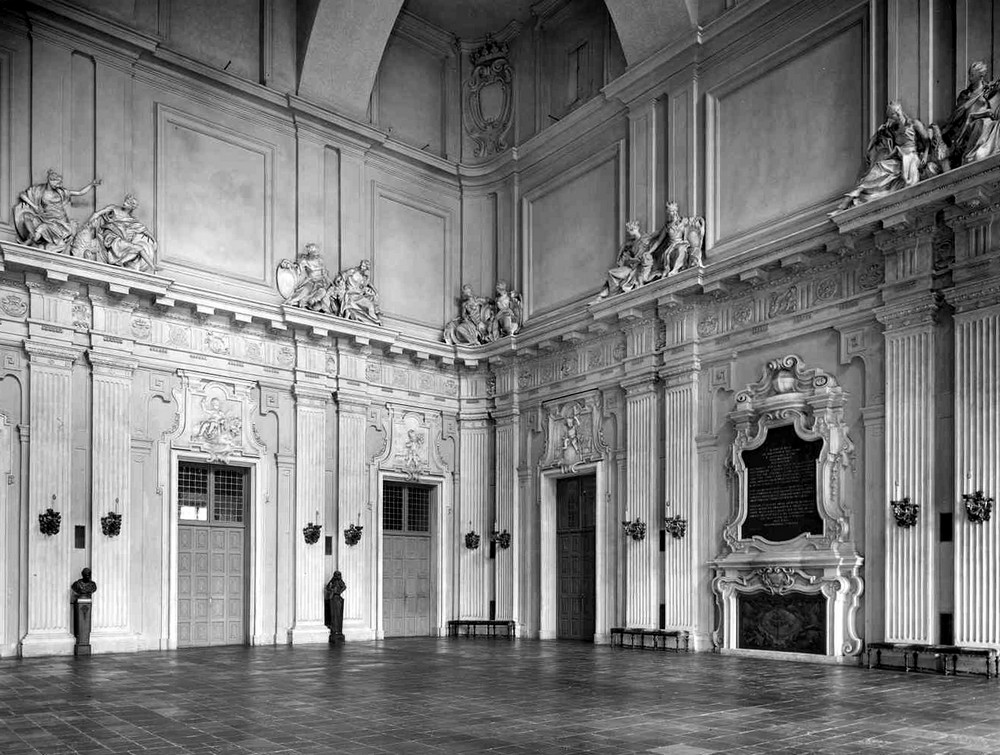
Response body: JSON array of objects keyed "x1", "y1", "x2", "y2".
[
  {"x1": 602, "y1": 0, "x2": 697, "y2": 66},
  {"x1": 298, "y1": 0, "x2": 405, "y2": 120}
]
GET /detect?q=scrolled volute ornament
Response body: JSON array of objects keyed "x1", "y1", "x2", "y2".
[{"x1": 464, "y1": 36, "x2": 513, "y2": 158}]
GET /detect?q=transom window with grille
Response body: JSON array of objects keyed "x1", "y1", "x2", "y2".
[
  {"x1": 178, "y1": 462, "x2": 249, "y2": 524},
  {"x1": 383, "y1": 483, "x2": 431, "y2": 534}
]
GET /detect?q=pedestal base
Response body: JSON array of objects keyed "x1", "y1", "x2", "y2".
[
  {"x1": 90, "y1": 631, "x2": 139, "y2": 655},
  {"x1": 288, "y1": 622, "x2": 330, "y2": 645},
  {"x1": 20, "y1": 632, "x2": 75, "y2": 657}
]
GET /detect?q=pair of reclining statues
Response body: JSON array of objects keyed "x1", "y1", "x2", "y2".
[{"x1": 838, "y1": 61, "x2": 1000, "y2": 210}]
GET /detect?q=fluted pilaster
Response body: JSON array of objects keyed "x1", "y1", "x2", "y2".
[
  {"x1": 22, "y1": 341, "x2": 80, "y2": 656},
  {"x1": 459, "y1": 416, "x2": 491, "y2": 618},
  {"x1": 89, "y1": 353, "x2": 137, "y2": 651},
  {"x1": 337, "y1": 397, "x2": 370, "y2": 637},
  {"x1": 494, "y1": 412, "x2": 518, "y2": 620},
  {"x1": 289, "y1": 386, "x2": 328, "y2": 644},
  {"x1": 624, "y1": 378, "x2": 659, "y2": 628},
  {"x1": 876, "y1": 298, "x2": 941, "y2": 643},
  {"x1": 953, "y1": 306, "x2": 1000, "y2": 645},
  {"x1": 662, "y1": 369, "x2": 698, "y2": 630}
]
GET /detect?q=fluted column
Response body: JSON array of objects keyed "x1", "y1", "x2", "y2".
[
  {"x1": 661, "y1": 366, "x2": 698, "y2": 631},
  {"x1": 337, "y1": 396, "x2": 371, "y2": 639},
  {"x1": 88, "y1": 352, "x2": 138, "y2": 653},
  {"x1": 459, "y1": 414, "x2": 491, "y2": 618},
  {"x1": 289, "y1": 386, "x2": 328, "y2": 644},
  {"x1": 494, "y1": 411, "x2": 518, "y2": 621},
  {"x1": 623, "y1": 377, "x2": 659, "y2": 628},
  {"x1": 876, "y1": 296, "x2": 942, "y2": 643},
  {"x1": 22, "y1": 341, "x2": 80, "y2": 656},
  {"x1": 952, "y1": 304, "x2": 1000, "y2": 645}
]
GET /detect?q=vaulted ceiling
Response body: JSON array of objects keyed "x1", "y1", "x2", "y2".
[{"x1": 298, "y1": 0, "x2": 697, "y2": 120}]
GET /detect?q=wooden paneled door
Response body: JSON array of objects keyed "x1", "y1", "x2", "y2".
[
  {"x1": 557, "y1": 475, "x2": 596, "y2": 640},
  {"x1": 177, "y1": 463, "x2": 248, "y2": 647},
  {"x1": 382, "y1": 483, "x2": 432, "y2": 637}
]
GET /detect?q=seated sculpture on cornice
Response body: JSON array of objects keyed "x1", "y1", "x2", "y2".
[
  {"x1": 72, "y1": 194, "x2": 158, "y2": 272},
  {"x1": 490, "y1": 280, "x2": 522, "y2": 340},
  {"x1": 648, "y1": 201, "x2": 706, "y2": 277},
  {"x1": 443, "y1": 281, "x2": 523, "y2": 345},
  {"x1": 836, "y1": 101, "x2": 932, "y2": 210},
  {"x1": 335, "y1": 259, "x2": 382, "y2": 326},
  {"x1": 597, "y1": 220, "x2": 654, "y2": 299},
  {"x1": 277, "y1": 247, "x2": 382, "y2": 325},
  {"x1": 942, "y1": 61, "x2": 1000, "y2": 166},
  {"x1": 444, "y1": 284, "x2": 491, "y2": 345},
  {"x1": 13, "y1": 170, "x2": 102, "y2": 253}
]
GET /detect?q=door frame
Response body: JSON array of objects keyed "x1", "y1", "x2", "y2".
[
  {"x1": 166, "y1": 450, "x2": 266, "y2": 649},
  {"x1": 539, "y1": 462, "x2": 613, "y2": 642},
  {"x1": 374, "y1": 470, "x2": 452, "y2": 639}
]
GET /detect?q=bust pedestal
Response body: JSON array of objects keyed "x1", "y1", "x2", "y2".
[{"x1": 73, "y1": 597, "x2": 92, "y2": 656}]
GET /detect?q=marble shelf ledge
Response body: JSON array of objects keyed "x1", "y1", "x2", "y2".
[
  {"x1": 0, "y1": 242, "x2": 172, "y2": 297},
  {"x1": 831, "y1": 153, "x2": 1000, "y2": 236}
]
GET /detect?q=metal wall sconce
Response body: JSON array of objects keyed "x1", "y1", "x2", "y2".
[
  {"x1": 963, "y1": 490, "x2": 994, "y2": 523},
  {"x1": 101, "y1": 498, "x2": 123, "y2": 538},
  {"x1": 303, "y1": 522, "x2": 323, "y2": 545},
  {"x1": 890, "y1": 481, "x2": 918, "y2": 528},
  {"x1": 490, "y1": 527, "x2": 512, "y2": 550},
  {"x1": 621, "y1": 517, "x2": 647, "y2": 541},
  {"x1": 664, "y1": 515, "x2": 688, "y2": 539},
  {"x1": 39, "y1": 494, "x2": 61, "y2": 536},
  {"x1": 344, "y1": 513, "x2": 363, "y2": 546},
  {"x1": 464, "y1": 525, "x2": 481, "y2": 550}
]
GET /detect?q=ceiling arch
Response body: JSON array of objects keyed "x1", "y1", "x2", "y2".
[
  {"x1": 603, "y1": 0, "x2": 697, "y2": 65},
  {"x1": 298, "y1": 0, "x2": 405, "y2": 121},
  {"x1": 297, "y1": 0, "x2": 698, "y2": 118}
]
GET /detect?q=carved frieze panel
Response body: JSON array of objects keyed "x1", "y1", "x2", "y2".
[{"x1": 539, "y1": 392, "x2": 609, "y2": 472}]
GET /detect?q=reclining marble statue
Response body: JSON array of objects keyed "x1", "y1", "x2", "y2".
[
  {"x1": 13, "y1": 171, "x2": 158, "y2": 272},
  {"x1": 442, "y1": 280, "x2": 523, "y2": 345},
  {"x1": 276, "y1": 244, "x2": 383, "y2": 326}
]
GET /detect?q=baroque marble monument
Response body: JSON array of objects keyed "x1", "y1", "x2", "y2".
[{"x1": 276, "y1": 244, "x2": 383, "y2": 326}]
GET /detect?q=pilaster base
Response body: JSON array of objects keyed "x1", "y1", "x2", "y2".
[
  {"x1": 90, "y1": 631, "x2": 139, "y2": 654},
  {"x1": 20, "y1": 631, "x2": 75, "y2": 657},
  {"x1": 287, "y1": 623, "x2": 330, "y2": 645},
  {"x1": 343, "y1": 626, "x2": 375, "y2": 642}
]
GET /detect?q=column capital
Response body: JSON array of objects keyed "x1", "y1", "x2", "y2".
[
  {"x1": 24, "y1": 340, "x2": 82, "y2": 368},
  {"x1": 293, "y1": 385, "x2": 329, "y2": 408},
  {"x1": 622, "y1": 374, "x2": 658, "y2": 397},
  {"x1": 88, "y1": 351, "x2": 138, "y2": 377},
  {"x1": 874, "y1": 293, "x2": 942, "y2": 333}
]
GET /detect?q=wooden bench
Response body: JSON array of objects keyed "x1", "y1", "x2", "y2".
[
  {"x1": 610, "y1": 627, "x2": 690, "y2": 652},
  {"x1": 865, "y1": 642, "x2": 998, "y2": 678},
  {"x1": 447, "y1": 620, "x2": 515, "y2": 639}
]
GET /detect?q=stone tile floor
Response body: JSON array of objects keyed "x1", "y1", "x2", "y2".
[{"x1": 1, "y1": 639, "x2": 999, "y2": 754}]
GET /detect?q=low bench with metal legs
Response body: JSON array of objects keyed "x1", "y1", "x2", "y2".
[
  {"x1": 865, "y1": 641, "x2": 999, "y2": 678},
  {"x1": 447, "y1": 620, "x2": 516, "y2": 639},
  {"x1": 610, "y1": 627, "x2": 690, "y2": 652}
]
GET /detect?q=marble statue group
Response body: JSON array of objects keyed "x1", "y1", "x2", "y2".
[
  {"x1": 443, "y1": 280, "x2": 523, "y2": 346},
  {"x1": 13, "y1": 170, "x2": 158, "y2": 272},
  {"x1": 598, "y1": 201, "x2": 706, "y2": 300},
  {"x1": 276, "y1": 243, "x2": 383, "y2": 326},
  {"x1": 838, "y1": 60, "x2": 1000, "y2": 210}
]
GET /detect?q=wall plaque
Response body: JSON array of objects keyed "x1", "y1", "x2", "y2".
[
  {"x1": 740, "y1": 425, "x2": 822, "y2": 541},
  {"x1": 738, "y1": 592, "x2": 826, "y2": 654}
]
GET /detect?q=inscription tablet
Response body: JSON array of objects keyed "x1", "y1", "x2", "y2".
[{"x1": 741, "y1": 424, "x2": 823, "y2": 541}]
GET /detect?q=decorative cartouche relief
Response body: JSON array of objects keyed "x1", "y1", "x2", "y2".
[
  {"x1": 168, "y1": 372, "x2": 265, "y2": 462},
  {"x1": 0, "y1": 290, "x2": 28, "y2": 319},
  {"x1": 463, "y1": 36, "x2": 514, "y2": 158},
  {"x1": 370, "y1": 404, "x2": 453, "y2": 479},
  {"x1": 13, "y1": 171, "x2": 157, "y2": 271},
  {"x1": 538, "y1": 393, "x2": 610, "y2": 473},
  {"x1": 443, "y1": 281, "x2": 523, "y2": 345},
  {"x1": 276, "y1": 243, "x2": 382, "y2": 326}
]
